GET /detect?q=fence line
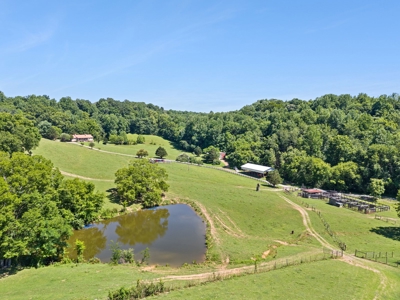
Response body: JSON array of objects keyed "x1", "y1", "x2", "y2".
[
  {"x1": 300, "y1": 201, "x2": 347, "y2": 251},
  {"x1": 375, "y1": 215, "x2": 397, "y2": 225},
  {"x1": 169, "y1": 251, "x2": 341, "y2": 285},
  {"x1": 355, "y1": 249, "x2": 399, "y2": 267},
  {"x1": 167, "y1": 160, "x2": 273, "y2": 185}
]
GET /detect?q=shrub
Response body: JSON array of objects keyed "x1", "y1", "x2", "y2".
[
  {"x1": 141, "y1": 247, "x2": 150, "y2": 265},
  {"x1": 190, "y1": 157, "x2": 204, "y2": 165},
  {"x1": 107, "y1": 280, "x2": 167, "y2": 300},
  {"x1": 136, "y1": 149, "x2": 148, "y2": 158},
  {"x1": 136, "y1": 135, "x2": 145, "y2": 144},
  {"x1": 88, "y1": 257, "x2": 101, "y2": 264},
  {"x1": 121, "y1": 249, "x2": 135, "y2": 264},
  {"x1": 59, "y1": 133, "x2": 71, "y2": 142},
  {"x1": 75, "y1": 239, "x2": 86, "y2": 263},
  {"x1": 176, "y1": 153, "x2": 190, "y2": 162},
  {"x1": 110, "y1": 241, "x2": 121, "y2": 265},
  {"x1": 194, "y1": 146, "x2": 202, "y2": 156}
]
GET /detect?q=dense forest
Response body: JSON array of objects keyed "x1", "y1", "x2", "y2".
[{"x1": 1, "y1": 91, "x2": 400, "y2": 196}]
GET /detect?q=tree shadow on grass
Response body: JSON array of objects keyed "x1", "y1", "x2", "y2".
[
  {"x1": 370, "y1": 226, "x2": 400, "y2": 241},
  {"x1": 106, "y1": 188, "x2": 121, "y2": 205},
  {"x1": 0, "y1": 265, "x2": 23, "y2": 278}
]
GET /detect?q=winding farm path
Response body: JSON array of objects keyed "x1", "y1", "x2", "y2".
[
  {"x1": 57, "y1": 144, "x2": 389, "y2": 297},
  {"x1": 149, "y1": 194, "x2": 389, "y2": 299},
  {"x1": 279, "y1": 195, "x2": 388, "y2": 300},
  {"x1": 59, "y1": 170, "x2": 114, "y2": 182}
]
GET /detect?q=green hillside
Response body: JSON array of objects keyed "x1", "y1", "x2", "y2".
[{"x1": 2, "y1": 138, "x2": 397, "y2": 299}]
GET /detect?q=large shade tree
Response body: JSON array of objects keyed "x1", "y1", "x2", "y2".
[
  {"x1": 0, "y1": 112, "x2": 41, "y2": 154},
  {"x1": 115, "y1": 160, "x2": 169, "y2": 207},
  {"x1": 0, "y1": 152, "x2": 104, "y2": 266}
]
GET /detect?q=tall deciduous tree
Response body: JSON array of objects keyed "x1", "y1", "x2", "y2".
[
  {"x1": 114, "y1": 160, "x2": 169, "y2": 207},
  {"x1": 155, "y1": 146, "x2": 167, "y2": 158},
  {"x1": 57, "y1": 178, "x2": 104, "y2": 228},
  {"x1": 0, "y1": 152, "x2": 105, "y2": 265},
  {"x1": 266, "y1": 170, "x2": 283, "y2": 186},
  {"x1": 0, "y1": 152, "x2": 70, "y2": 265},
  {"x1": 136, "y1": 149, "x2": 148, "y2": 158},
  {"x1": 0, "y1": 112, "x2": 41, "y2": 154},
  {"x1": 194, "y1": 146, "x2": 202, "y2": 156},
  {"x1": 368, "y1": 178, "x2": 385, "y2": 200},
  {"x1": 203, "y1": 146, "x2": 220, "y2": 164}
]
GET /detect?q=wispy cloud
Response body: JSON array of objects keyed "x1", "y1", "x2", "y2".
[
  {"x1": 1, "y1": 12, "x2": 59, "y2": 55},
  {"x1": 10, "y1": 30, "x2": 55, "y2": 52}
]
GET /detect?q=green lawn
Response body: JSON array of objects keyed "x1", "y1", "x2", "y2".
[{"x1": 154, "y1": 260, "x2": 380, "y2": 300}]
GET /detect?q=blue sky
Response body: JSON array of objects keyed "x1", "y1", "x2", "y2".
[{"x1": 1, "y1": 0, "x2": 399, "y2": 112}]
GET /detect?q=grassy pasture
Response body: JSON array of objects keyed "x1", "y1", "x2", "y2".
[
  {"x1": 286, "y1": 194, "x2": 400, "y2": 254},
  {"x1": 85, "y1": 134, "x2": 186, "y2": 159},
  {"x1": 0, "y1": 264, "x2": 161, "y2": 300},
  {"x1": 12, "y1": 139, "x2": 399, "y2": 299},
  {"x1": 153, "y1": 260, "x2": 380, "y2": 300},
  {"x1": 33, "y1": 139, "x2": 130, "y2": 179},
  {"x1": 34, "y1": 139, "x2": 313, "y2": 262},
  {"x1": 163, "y1": 163, "x2": 316, "y2": 262}
]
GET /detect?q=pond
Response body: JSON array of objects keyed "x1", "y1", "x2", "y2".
[{"x1": 67, "y1": 204, "x2": 206, "y2": 267}]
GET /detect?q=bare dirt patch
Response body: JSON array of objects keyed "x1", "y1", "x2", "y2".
[{"x1": 262, "y1": 250, "x2": 271, "y2": 259}]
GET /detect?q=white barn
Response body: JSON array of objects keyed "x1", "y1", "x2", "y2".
[{"x1": 240, "y1": 163, "x2": 273, "y2": 175}]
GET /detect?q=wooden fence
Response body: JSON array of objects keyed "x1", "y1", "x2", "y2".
[
  {"x1": 375, "y1": 215, "x2": 398, "y2": 225},
  {"x1": 170, "y1": 160, "x2": 273, "y2": 185},
  {"x1": 355, "y1": 250, "x2": 400, "y2": 267},
  {"x1": 301, "y1": 201, "x2": 347, "y2": 251}
]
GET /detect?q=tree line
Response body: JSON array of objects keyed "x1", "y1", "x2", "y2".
[{"x1": 2, "y1": 91, "x2": 400, "y2": 195}]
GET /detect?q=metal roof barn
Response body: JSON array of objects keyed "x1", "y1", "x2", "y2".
[{"x1": 240, "y1": 163, "x2": 273, "y2": 174}]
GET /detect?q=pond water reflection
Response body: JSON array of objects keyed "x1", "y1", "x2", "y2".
[{"x1": 68, "y1": 204, "x2": 206, "y2": 266}]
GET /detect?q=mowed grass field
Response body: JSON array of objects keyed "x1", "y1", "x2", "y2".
[
  {"x1": 84, "y1": 134, "x2": 186, "y2": 159},
  {"x1": 4, "y1": 138, "x2": 397, "y2": 299}
]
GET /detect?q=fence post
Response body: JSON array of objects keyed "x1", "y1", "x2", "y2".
[{"x1": 355, "y1": 249, "x2": 357, "y2": 256}]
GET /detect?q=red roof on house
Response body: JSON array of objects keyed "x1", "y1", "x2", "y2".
[{"x1": 73, "y1": 134, "x2": 93, "y2": 138}]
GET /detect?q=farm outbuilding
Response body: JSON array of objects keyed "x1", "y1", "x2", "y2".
[
  {"x1": 240, "y1": 163, "x2": 273, "y2": 177},
  {"x1": 301, "y1": 188, "x2": 327, "y2": 199},
  {"x1": 72, "y1": 134, "x2": 94, "y2": 142}
]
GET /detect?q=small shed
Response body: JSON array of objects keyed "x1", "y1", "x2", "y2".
[
  {"x1": 240, "y1": 163, "x2": 273, "y2": 177},
  {"x1": 301, "y1": 188, "x2": 326, "y2": 199}
]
